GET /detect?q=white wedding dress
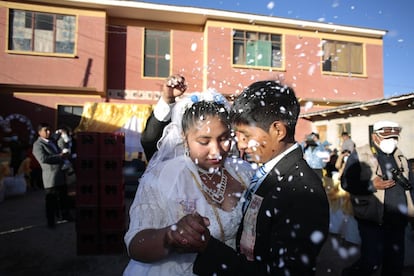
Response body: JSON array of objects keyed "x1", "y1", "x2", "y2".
[{"x1": 123, "y1": 155, "x2": 253, "y2": 276}]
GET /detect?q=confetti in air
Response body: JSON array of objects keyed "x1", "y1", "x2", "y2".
[
  {"x1": 310, "y1": 230, "x2": 324, "y2": 244},
  {"x1": 304, "y1": 101, "x2": 314, "y2": 111},
  {"x1": 267, "y1": 1, "x2": 275, "y2": 10}
]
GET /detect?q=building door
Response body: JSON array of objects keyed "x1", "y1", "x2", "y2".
[
  {"x1": 316, "y1": 125, "x2": 327, "y2": 143},
  {"x1": 56, "y1": 105, "x2": 83, "y2": 132}
]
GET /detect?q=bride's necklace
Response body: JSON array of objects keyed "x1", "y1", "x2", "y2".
[
  {"x1": 197, "y1": 167, "x2": 220, "y2": 181},
  {"x1": 197, "y1": 167, "x2": 227, "y2": 204},
  {"x1": 189, "y1": 169, "x2": 226, "y2": 242}
]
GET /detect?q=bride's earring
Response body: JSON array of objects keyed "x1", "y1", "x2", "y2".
[{"x1": 184, "y1": 144, "x2": 190, "y2": 157}]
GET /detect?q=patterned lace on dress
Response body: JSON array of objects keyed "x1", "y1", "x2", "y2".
[
  {"x1": 210, "y1": 199, "x2": 244, "y2": 248},
  {"x1": 123, "y1": 156, "x2": 253, "y2": 276}
]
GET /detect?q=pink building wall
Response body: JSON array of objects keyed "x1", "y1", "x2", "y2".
[{"x1": 0, "y1": 7, "x2": 106, "y2": 92}]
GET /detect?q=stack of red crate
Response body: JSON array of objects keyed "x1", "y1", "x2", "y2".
[{"x1": 75, "y1": 132, "x2": 126, "y2": 255}]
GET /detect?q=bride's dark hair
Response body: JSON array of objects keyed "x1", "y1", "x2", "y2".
[
  {"x1": 143, "y1": 90, "x2": 231, "y2": 172},
  {"x1": 182, "y1": 101, "x2": 231, "y2": 135}
]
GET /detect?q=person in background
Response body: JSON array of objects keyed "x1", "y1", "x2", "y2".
[
  {"x1": 32, "y1": 123, "x2": 73, "y2": 228},
  {"x1": 55, "y1": 126, "x2": 74, "y2": 171},
  {"x1": 325, "y1": 147, "x2": 339, "y2": 178},
  {"x1": 340, "y1": 131, "x2": 355, "y2": 154},
  {"x1": 303, "y1": 132, "x2": 330, "y2": 179},
  {"x1": 191, "y1": 80, "x2": 330, "y2": 275},
  {"x1": 341, "y1": 120, "x2": 414, "y2": 276},
  {"x1": 335, "y1": 149, "x2": 352, "y2": 179},
  {"x1": 336, "y1": 132, "x2": 355, "y2": 180},
  {"x1": 9, "y1": 134, "x2": 25, "y2": 176},
  {"x1": 140, "y1": 75, "x2": 187, "y2": 161},
  {"x1": 27, "y1": 147, "x2": 43, "y2": 189},
  {"x1": 124, "y1": 90, "x2": 254, "y2": 275}
]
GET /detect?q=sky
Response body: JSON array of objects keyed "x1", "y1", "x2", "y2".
[{"x1": 142, "y1": 0, "x2": 414, "y2": 98}]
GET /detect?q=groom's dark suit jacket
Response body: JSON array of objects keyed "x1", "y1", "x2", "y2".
[{"x1": 194, "y1": 146, "x2": 330, "y2": 275}]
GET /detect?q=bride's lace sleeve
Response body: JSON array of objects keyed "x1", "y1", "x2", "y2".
[{"x1": 124, "y1": 170, "x2": 169, "y2": 248}]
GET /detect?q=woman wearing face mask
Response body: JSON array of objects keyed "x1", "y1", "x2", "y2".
[
  {"x1": 123, "y1": 90, "x2": 254, "y2": 275},
  {"x1": 341, "y1": 120, "x2": 414, "y2": 276}
]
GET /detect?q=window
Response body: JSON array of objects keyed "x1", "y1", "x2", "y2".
[
  {"x1": 144, "y1": 29, "x2": 170, "y2": 77},
  {"x1": 322, "y1": 40, "x2": 363, "y2": 74},
  {"x1": 233, "y1": 30, "x2": 282, "y2": 68},
  {"x1": 8, "y1": 9, "x2": 76, "y2": 55},
  {"x1": 338, "y1": 122, "x2": 351, "y2": 136},
  {"x1": 57, "y1": 105, "x2": 83, "y2": 131}
]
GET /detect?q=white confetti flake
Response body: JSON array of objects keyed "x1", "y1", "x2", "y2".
[
  {"x1": 267, "y1": 1, "x2": 275, "y2": 10},
  {"x1": 304, "y1": 101, "x2": 314, "y2": 111},
  {"x1": 310, "y1": 230, "x2": 324, "y2": 244}
]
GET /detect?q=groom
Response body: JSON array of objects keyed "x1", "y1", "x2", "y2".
[{"x1": 188, "y1": 80, "x2": 330, "y2": 275}]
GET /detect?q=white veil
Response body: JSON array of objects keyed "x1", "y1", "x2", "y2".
[{"x1": 143, "y1": 88, "x2": 231, "y2": 174}]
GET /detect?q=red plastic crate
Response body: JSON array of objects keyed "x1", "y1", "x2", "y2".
[
  {"x1": 99, "y1": 132, "x2": 125, "y2": 157},
  {"x1": 76, "y1": 229, "x2": 100, "y2": 255},
  {"x1": 76, "y1": 180, "x2": 99, "y2": 206},
  {"x1": 100, "y1": 205, "x2": 126, "y2": 229},
  {"x1": 100, "y1": 180, "x2": 125, "y2": 206},
  {"x1": 76, "y1": 205, "x2": 99, "y2": 230},
  {"x1": 76, "y1": 132, "x2": 100, "y2": 157},
  {"x1": 75, "y1": 157, "x2": 99, "y2": 180},
  {"x1": 100, "y1": 229, "x2": 126, "y2": 254},
  {"x1": 99, "y1": 157, "x2": 124, "y2": 179}
]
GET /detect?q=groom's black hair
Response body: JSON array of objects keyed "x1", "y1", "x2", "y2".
[{"x1": 231, "y1": 80, "x2": 300, "y2": 138}]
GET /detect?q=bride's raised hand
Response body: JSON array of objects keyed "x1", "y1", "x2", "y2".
[{"x1": 162, "y1": 74, "x2": 187, "y2": 104}]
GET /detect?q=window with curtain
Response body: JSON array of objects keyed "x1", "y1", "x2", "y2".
[
  {"x1": 144, "y1": 29, "x2": 170, "y2": 78},
  {"x1": 233, "y1": 30, "x2": 282, "y2": 68},
  {"x1": 322, "y1": 40, "x2": 363, "y2": 74},
  {"x1": 8, "y1": 9, "x2": 76, "y2": 54}
]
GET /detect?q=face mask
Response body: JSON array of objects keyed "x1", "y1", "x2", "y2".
[{"x1": 379, "y1": 138, "x2": 397, "y2": 154}]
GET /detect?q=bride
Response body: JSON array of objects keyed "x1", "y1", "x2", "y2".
[{"x1": 123, "y1": 89, "x2": 254, "y2": 275}]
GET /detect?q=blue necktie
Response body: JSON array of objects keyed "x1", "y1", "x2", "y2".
[{"x1": 243, "y1": 166, "x2": 266, "y2": 213}]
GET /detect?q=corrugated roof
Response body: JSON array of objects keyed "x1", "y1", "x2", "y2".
[{"x1": 300, "y1": 93, "x2": 414, "y2": 121}]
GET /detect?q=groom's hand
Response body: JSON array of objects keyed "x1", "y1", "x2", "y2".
[{"x1": 165, "y1": 213, "x2": 210, "y2": 253}]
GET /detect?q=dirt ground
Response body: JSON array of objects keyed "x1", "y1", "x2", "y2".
[{"x1": 1, "y1": 189, "x2": 414, "y2": 276}]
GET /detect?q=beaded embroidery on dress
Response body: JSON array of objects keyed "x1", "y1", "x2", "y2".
[
  {"x1": 124, "y1": 155, "x2": 252, "y2": 275},
  {"x1": 123, "y1": 90, "x2": 254, "y2": 275}
]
